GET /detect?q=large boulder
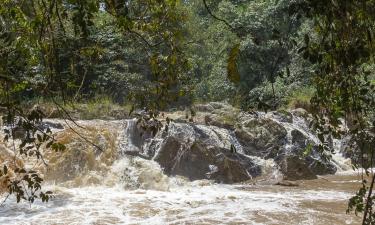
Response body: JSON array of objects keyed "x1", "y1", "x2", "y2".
[
  {"x1": 235, "y1": 118, "x2": 287, "y2": 158},
  {"x1": 151, "y1": 123, "x2": 261, "y2": 183},
  {"x1": 120, "y1": 105, "x2": 340, "y2": 182},
  {"x1": 340, "y1": 130, "x2": 375, "y2": 167},
  {"x1": 234, "y1": 114, "x2": 336, "y2": 179},
  {"x1": 204, "y1": 114, "x2": 235, "y2": 130},
  {"x1": 276, "y1": 145, "x2": 336, "y2": 180},
  {"x1": 266, "y1": 110, "x2": 293, "y2": 123},
  {"x1": 278, "y1": 155, "x2": 317, "y2": 180},
  {"x1": 194, "y1": 104, "x2": 215, "y2": 113},
  {"x1": 280, "y1": 128, "x2": 337, "y2": 177}
]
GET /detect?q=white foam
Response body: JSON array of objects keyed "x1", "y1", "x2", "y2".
[{"x1": 0, "y1": 183, "x2": 354, "y2": 225}]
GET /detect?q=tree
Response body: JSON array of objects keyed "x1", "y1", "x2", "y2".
[
  {"x1": 291, "y1": 1, "x2": 375, "y2": 224},
  {"x1": 0, "y1": 0, "x2": 188, "y2": 204}
]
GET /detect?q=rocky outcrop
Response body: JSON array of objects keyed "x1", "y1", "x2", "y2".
[
  {"x1": 266, "y1": 110, "x2": 293, "y2": 123},
  {"x1": 340, "y1": 130, "x2": 375, "y2": 167},
  {"x1": 235, "y1": 117, "x2": 287, "y2": 158},
  {"x1": 278, "y1": 155, "x2": 317, "y2": 180},
  {"x1": 132, "y1": 122, "x2": 262, "y2": 183},
  {"x1": 154, "y1": 138, "x2": 260, "y2": 183},
  {"x1": 121, "y1": 104, "x2": 340, "y2": 183}
]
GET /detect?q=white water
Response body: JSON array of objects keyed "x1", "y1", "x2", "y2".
[
  {"x1": 0, "y1": 180, "x2": 359, "y2": 225},
  {"x1": 0, "y1": 113, "x2": 363, "y2": 224}
]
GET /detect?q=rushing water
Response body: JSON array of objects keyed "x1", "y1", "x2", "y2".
[
  {"x1": 0, "y1": 171, "x2": 363, "y2": 224},
  {"x1": 0, "y1": 114, "x2": 365, "y2": 224}
]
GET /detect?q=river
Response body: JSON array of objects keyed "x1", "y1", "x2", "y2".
[
  {"x1": 0, "y1": 113, "x2": 367, "y2": 224},
  {"x1": 0, "y1": 163, "x2": 364, "y2": 225}
]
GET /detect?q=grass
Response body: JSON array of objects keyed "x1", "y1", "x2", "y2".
[
  {"x1": 21, "y1": 96, "x2": 132, "y2": 120},
  {"x1": 284, "y1": 87, "x2": 315, "y2": 112}
]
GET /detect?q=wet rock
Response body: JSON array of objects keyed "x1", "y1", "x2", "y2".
[
  {"x1": 286, "y1": 128, "x2": 337, "y2": 176},
  {"x1": 204, "y1": 114, "x2": 235, "y2": 130},
  {"x1": 152, "y1": 123, "x2": 261, "y2": 183},
  {"x1": 234, "y1": 114, "x2": 337, "y2": 178},
  {"x1": 153, "y1": 137, "x2": 182, "y2": 174},
  {"x1": 266, "y1": 110, "x2": 293, "y2": 123},
  {"x1": 155, "y1": 140, "x2": 260, "y2": 183},
  {"x1": 195, "y1": 104, "x2": 215, "y2": 113},
  {"x1": 235, "y1": 118, "x2": 287, "y2": 157},
  {"x1": 278, "y1": 155, "x2": 317, "y2": 180},
  {"x1": 121, "y1": 105, "x2": 341, "y2": 182},
  {"x1": 39, "y1": 121, "x2": 64, "y2": 130},
  {"x1": 340, "y1": 131, "x2": 375, "y2": 167},
  {"x1": 291, "y1": 108, "x2": 308, "y2": 116},
  {"x1": 291, "y1": 129, "x2": 307, "y2": 147},
  {"x1": 307, "y1": 156, "x2": 337, "y2": 175}
]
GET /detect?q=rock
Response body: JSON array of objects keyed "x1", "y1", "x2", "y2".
[
  {"x1": 40, "y1": 121, "x2": 64, "y2": 130},
  {"x1": 204, "y1": 114, "x2": 235, "y2": 130},
  {"x1": 121, "y1": 106, "x2": 340, "y2": 182},
  {"x1": 291, "y1": 129, "x2": 307, "y2": 147},
  {"x1": 195, "y1": 104, "x2": 215, "y2": 113},
  {"x1": 266, "y1": 110, "x2": 293, "y2": 123},
  {"x1": 340, "y1": 132, "x2": 375, "y2": 167},
  {"x1": 307, "y1": 156, "x2": 337, "y2": 175},
  {"x1": 152, "y1": 137, "x2": 182, "y2": 174},
  {"x1": 152, "y1": 123, "x2": 261, "y2": 183},
  {"x1": 209, "y1": 102, "x2": 230, "y2": 110},
  {"x1": 291, "y1": 108, "x2": 310, "y2": 119},
  {"x1": 234, "y1": 115, "x2": 337, "y2": 178},
  {"x1": 278, "y1": 155, "x2": 317, "y2": 180},
  {"x1": 235, "y1": 118, "x2": 287, "y2": 157},
  {"x1": 155, "y1": 140, "x2": 261, "y2": 183}
]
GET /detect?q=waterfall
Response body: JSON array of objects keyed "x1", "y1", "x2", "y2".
[{"x1": 0, "y1": 110, "x2": 361, "y2": 225}]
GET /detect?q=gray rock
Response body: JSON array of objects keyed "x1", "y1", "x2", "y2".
[
  {"x1": 195, "y1": 104, "x2": 215, "y2": 113},
  {"x1": 278, "y1": 155, "x2": 317, "y2": 180},
  {"x1": 121, "y1": 107, "x2": 340, "y2": 183},
  {"x1": 40, "y1": 121, "x2": 64, "y2": 130},
  {"x1": 151, "y1": 123, "x2": 261, "y2": 183},
  {"x1": 235, "y1": 118, "x2": 287, "y2": 157},
  {"x1": 291, "y1": 129, "x2": 307, "y2": 147},
  {"x1": 340, "y1": 131, "x2": 375, "y2": 167},
  {"x1": 266, "y1": 110, "x2": 293, "y2": 123},
  {"x1": 154, "y1": 138, "x2": 261, "y2": 183}
]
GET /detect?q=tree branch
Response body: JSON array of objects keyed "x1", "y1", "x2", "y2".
[{"x1": 202, "y1": 0, "x2": 235, "y2": 31}]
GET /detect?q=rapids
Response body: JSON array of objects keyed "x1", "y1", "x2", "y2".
[
  {"x1": 0, "y1": 172, "x2": 363, "y2": 224},
  {"x1": 0, "y1": 109, "x2": 365, "y2": 224}
]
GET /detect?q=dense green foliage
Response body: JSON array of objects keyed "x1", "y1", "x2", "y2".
[
  {"x1": 0, "y1": 0, "x2": 189, "y2": 205},
  {"x1": 292, "y1": 1, "x2": 375, "y2": 223}
]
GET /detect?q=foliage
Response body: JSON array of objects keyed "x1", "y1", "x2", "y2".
[
  {"x1": 291, "y1": 0, "x2": 375, "y2": 223},
  {"x1": 0, "y1": 0, "x2": 188, "y2": 204}
]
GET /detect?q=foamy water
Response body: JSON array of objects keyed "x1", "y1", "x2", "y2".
[
  {"x1": 0, "y1": 177, "x2": 362, "y2": 225},
  {"x1": 0, "y1": 114, "x2": 366, "y2": 224},
  {"x1": 0, "y1": 159, "x2": 364, "y2": 225}
]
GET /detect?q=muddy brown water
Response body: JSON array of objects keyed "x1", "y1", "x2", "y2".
[{"x1": 0, "y1": 171, "x2": 365, "y2": 225}]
